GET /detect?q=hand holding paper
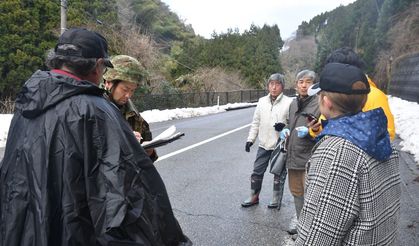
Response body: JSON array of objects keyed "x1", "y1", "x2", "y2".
[{"x1": 141, "y1": 125, "x2": 184, "y2": 149}]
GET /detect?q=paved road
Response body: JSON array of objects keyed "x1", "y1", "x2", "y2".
[
  {"x1": 151, "y1": 107, "x2": 296, "y2": 245},
  {"x1": 150, "y1": 108, "x2": 419, "y2": 245},
  {"x1": 395, "y1": 138, "x2": 419, "y2": 245},
  {"x1": 0, "y1": 107, "x2": 418, "y2": 245}
]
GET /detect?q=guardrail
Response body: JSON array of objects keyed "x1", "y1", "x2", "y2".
[
  {"x1": 0, "y1": 89, "x2": 296, "y2": 113},
  {"x1": 132, "y1": 89, "x2": 296, "y2": 111}
]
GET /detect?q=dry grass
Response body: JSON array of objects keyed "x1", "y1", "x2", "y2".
[
  {"x1": 0, "y1": 97, "x2": 15, "y2": 114},
  {"x1": 173, "y1": 67, "x2": 249, "y2": 93},
  {"x1": 373, "y1": 3, "x2": 419, "y2": 87},
  {"x1": 86, "y1": 23, "x2": 166, "y2": 93},
  {"x1": 280, "y1": 36, "x2": 317, "y2": 88}
]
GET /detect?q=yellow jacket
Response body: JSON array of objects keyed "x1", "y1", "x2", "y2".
[
  {"x1": 309, "y1": 77, "x2": 396, "y2": 140},
  {"x1": 364, "y1": 77, "x2": 395, "y2": 140}
]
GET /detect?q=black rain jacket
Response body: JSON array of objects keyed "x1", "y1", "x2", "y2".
[{"x1": 0, "y1": 70, "x2": 190, "y2": 246}]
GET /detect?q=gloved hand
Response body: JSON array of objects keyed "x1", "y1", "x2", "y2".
[
  {"x1": 280, "y1": 129, "x2": 290, "y2": 140},
  {"x1": 296, "y1": 126, "x2": 309, "y2": 138},
  {"x1": 245, "y1": 142, "x2": 253, "y2": 152},
  {"x1": 273, "y1": 122, "x2": 286, "y2": 132}
]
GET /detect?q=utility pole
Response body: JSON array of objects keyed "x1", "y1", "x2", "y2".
[{"x1": 60, "y1": 0, "x2": 67, "y2": 34}]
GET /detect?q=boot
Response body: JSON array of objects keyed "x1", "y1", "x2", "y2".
[
  {"x1": 268, "y1": 171, "x2": 287, "y2": 209},
  {"x1": 241, "y1": 189, "x2": 260, "y2": 207},
  {"x1": 241, "y1": 175, "x2": 262, "y2": 207},
  {"x1": 268, "y1": 175, "x2": 281, "y2": 208},
  {"x1": 294, "y1": 195, "x2": 304, "y2": 219},
  {"x1": 267, "y1": 191, "x2": 280, "y2": 208},
  {"x1": 287, "y1": 195, "x2": 304, "y2": 235}
]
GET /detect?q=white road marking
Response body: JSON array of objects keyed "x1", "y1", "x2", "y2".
[{"x1": 155, "y1": 123, "x2": 251, "y2": 162}]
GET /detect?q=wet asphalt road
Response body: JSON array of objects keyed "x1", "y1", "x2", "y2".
[
  {"x1": 150, "y1": 107, "x2": 296, "y2": 245},
  {"x1": 1, "y1": 107, "x2": 417, "y2": 245},
  {"x1": 0, "y1": 107, "x2": 297, "y2": 245}
]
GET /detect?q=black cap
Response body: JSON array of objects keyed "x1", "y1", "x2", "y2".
[
  {"x1": 308, "y1": 63, "x2": 370, "y2": 96},
  {"x1": 55, "y1": 28, "x2": 113, "y2": 68}
]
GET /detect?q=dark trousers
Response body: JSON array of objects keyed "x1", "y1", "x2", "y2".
[{"x1": 249, "y1": 147, "x2": 273, "y2": 191}]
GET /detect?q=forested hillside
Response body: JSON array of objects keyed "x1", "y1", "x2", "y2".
[
  {"x1": 2, "y1": 0, "x2": 418, "y2": 100},
  {"x1": 0, "y1": 0, "x2": 118, "y2": 98},
  {"x1": 0, "y1": 0, "x2": 284, "y2": 100},
  {"x1": 282, "y1": 0, "x2": 419, "y2": 90},
  {"x1": 0, "y1": 0, "x2": 198, "y2": 98},
  {"x1": 172, "y1": 25, "x2": 283, "y2": 89}
]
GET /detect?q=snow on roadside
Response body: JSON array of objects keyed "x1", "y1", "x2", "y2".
[
  {"x1": 388, "y1": 96, "x2": 419, "y2": 164},
  {"x1": 142, "y1": 102, "x2": 255, "y2": 123},
  {"x1": 0, "y1": 114, "x2": 13, "y2": 148},
  {"x1": 0, "y1": 102, "x2": 256, "y2": 148},
  {"x1": 1, "y1": 97, "x2": 418, "y2": 166}
]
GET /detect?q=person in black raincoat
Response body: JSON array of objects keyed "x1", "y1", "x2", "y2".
[{"x1": 0, "y1": 28, "x2": 191, "y2": 246}]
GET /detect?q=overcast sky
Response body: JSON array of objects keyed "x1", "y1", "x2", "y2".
[{"x1": 161, "y1": 0, "x2": 356, "y2": 39}]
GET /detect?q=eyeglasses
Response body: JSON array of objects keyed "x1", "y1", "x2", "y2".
[{"x1": 97, "y1": 58, "x2": 108, "y2": 74}]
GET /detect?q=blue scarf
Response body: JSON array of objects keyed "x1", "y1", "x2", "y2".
[{"x1": 316, "y1": 108, "x2": 392, "y2": 161}]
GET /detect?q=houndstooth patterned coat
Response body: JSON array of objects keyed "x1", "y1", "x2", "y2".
[{"x1": 296, "y1": 109, "x2": 401, "y2": 245}]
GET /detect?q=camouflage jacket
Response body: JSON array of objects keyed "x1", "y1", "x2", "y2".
[
  {"x1": 104, "y1": 94, "x2": 157, "y2": 161},
  {"x1": 121, "y1": 99, "x2": 152, "y2": 142}
]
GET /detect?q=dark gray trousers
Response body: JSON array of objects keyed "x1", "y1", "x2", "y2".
[
  {"x1": 252, "y1": 147, "x2": 273, "y2": 177},
  {"x1": 249, "y1": 147, "x2": 273, "y2": 192}
]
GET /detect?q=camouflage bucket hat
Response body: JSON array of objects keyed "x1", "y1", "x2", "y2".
[{"x1": 103, "y1": 55, "x2": 146, "y2": 85}]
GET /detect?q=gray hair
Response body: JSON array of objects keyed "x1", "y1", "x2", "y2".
[
  {"x1": 45, "y1": 46, "x2": 97, "y2": 77},
  {"x1": 267, "y1": 73, "x2": 285, "y2": 87},
  {"x1": 296, "y1": 70, "x2": 316, "y2": 82}
]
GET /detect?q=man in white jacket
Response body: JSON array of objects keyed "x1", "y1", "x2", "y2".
[{"x1": 242, "y1": 73, "x2": 293, "y2": 208}]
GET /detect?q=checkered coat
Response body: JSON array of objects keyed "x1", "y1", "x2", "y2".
[{"x1": 296, "y1": 109, "x2": 401, "y2": 245}]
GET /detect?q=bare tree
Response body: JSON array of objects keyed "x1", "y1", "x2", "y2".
[
  {"x1": 280, "y1": 36, "x2": 317, "y2": 88},
  {"x1": 0, "y1": 97, "x2": 15, "y2": 114},
  {"x1": 373, "y1": 3, "x2": 419, "y2": 88},
  {"x1": 173, "y1": 67, "x2": 249, "y2": 93}
]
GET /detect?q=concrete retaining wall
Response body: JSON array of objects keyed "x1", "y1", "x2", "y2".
[{"x1": 390, "y1": 53, "x2": 419, "y2": 103}]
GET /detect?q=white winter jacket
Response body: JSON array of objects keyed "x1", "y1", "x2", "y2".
[{"x1": 247, "y1": 93, "x2": 292, "y2": 150}]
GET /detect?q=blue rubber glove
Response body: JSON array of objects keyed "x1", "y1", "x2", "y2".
[
  {"x1": 296, "y1": 126, "x2": 308, "y2": 138},
  {"x1": 280, "y1": 129, "x2": 290, "y2": 140}
]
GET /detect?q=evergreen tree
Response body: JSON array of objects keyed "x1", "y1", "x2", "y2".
[
  {"x1": 172, "y1": 24, "x2": 283, "y2": 88},
  {"x1": 0, "y1": 0, "x2": 117, "y2": 99},
  {"x1": 0, "y1": 0, "x2": 59, "y2": 97}
]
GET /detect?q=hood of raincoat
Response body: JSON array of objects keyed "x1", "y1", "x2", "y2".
[
  {"x1": 15, "y1": 70, "x2": 103, "y2": 118},
  {"x1": 316, "y1": 108, "x2": 392, "y2": 161}
]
